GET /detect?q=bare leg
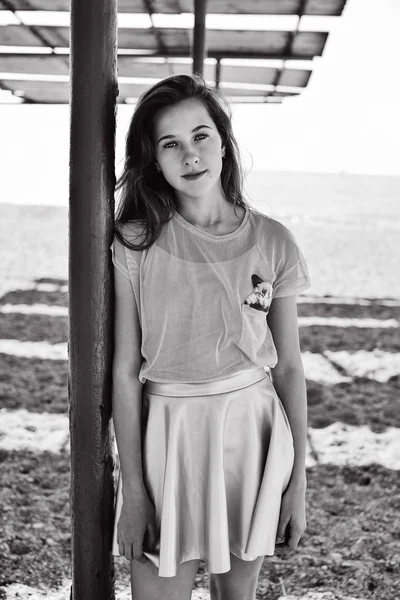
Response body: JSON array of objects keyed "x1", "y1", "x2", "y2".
[
  {"x1": 130, "y1": 557, "x2": 201, "y2": 600},
  {"x1": 209, "y1": 553, "x2": 265, "y2": 600}
]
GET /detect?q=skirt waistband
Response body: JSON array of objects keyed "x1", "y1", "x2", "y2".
[{"x1": 144, "y1": 367, "x2": 267, "y2": 397}]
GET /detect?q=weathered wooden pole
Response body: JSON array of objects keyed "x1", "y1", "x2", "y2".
[
  {"x1": 193, "y1": 0, "x2": 208, "y2": 75},
  {"x1": 68, "y1": 0, "x2": 118, "y2": 598}
]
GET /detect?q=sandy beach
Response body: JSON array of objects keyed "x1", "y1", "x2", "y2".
[{"x1": 0, "y1": 170, "x2": 399, "y2": 599}]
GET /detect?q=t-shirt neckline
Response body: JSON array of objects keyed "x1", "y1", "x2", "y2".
[{"x1": 173, "y1": 206, "x2": 250, "y2": 241}]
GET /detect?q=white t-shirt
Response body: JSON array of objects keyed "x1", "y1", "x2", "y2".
[{"x1": 110, "y1": 206, "x2": 311, "y2": 384}]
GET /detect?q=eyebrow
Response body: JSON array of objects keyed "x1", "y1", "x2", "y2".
[{"x1": 157, "y1": 124, "x2": 212, "y2": 145}]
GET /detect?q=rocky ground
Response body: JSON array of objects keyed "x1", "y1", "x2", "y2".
[{"x1": 0, "y1": 280, "x2": 399, "y2": 599}]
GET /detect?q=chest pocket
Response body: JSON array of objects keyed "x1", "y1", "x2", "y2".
[{"x1": 237, "y1": 304, "x2": 278, "y2": 367}]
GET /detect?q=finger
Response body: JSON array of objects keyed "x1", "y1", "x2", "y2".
[
  {"x1": 125, "y1": 543, "x2": 134, "y2": 561},
  {"x1": 134, "y1": 553, "x2": 147, "y2": 563},
  {"x1": 288, "y1": 537, "x2": 299, "y2": 550},
  {"x1": 287, "y1": 527, "x2": 304, "y2": 550},
  {"x1": 118, "y1": 542, "x2": 125, "y2": 557},
  {"x1": 276, "y1": 518, "x2": 290, "y2": 541},
  {"x1": 132, "y1": 544, "x2": 147, "y2": 563}
]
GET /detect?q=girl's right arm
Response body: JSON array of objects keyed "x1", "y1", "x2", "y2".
[
  {"x1": 111, "y1": 251, "x2": 158, "y2": 561},
  {"x1": 112, "y1": 259, "x2": 146, "y2": 497}
]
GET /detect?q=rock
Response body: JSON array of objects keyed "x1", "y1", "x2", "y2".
[
  {"x1": 0, "y1": 541, "x2": 11, "y2": 556},
  {"x1": 330, "y1": 551, "x2": 343, "y2": 562},
  {"x1": 46, "y1": 538, "x2": 57, "y2": 546}
]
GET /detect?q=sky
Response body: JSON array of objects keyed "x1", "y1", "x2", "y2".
[{"x1": 0, "y1": 0, "x2": 399, "y2": 207}]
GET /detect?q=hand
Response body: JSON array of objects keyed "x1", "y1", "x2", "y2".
[
  {"x1": 117, "y1": 489, "x2": 159, "y2": 562},
  {"x1": 276, "y1": 477, "x2": 307, "y2": 551}
]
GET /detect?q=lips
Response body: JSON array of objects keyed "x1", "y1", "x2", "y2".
[{"x1": 183, "y1": 170, "x2": 206, "y2": 180}]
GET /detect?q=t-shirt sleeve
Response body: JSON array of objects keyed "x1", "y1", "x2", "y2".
[
  {"x1": 109, "y1": 222, "x2": 145, "y2": 317},
  {"x1": 109, "y1": 221, "x2": 145, "y2": 281},
  {"x1": 110, "y1": 235, "x2": 130, "y2": 280},
  {"x1": 272, "y1": 224, "x2": 311, "y2": 298}
]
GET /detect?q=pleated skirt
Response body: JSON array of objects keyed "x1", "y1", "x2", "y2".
[{"x1": 112, "y1": 366, "x2": 294, "y2": 578}]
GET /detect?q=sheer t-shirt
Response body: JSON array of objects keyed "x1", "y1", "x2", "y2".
[{"x1": 110, "y1": 207, "x2": 311, "y2": 384}]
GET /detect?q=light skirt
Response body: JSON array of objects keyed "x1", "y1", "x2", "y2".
[{"x1": 112, "y1": 367, "x2": 294, "y2": 578}]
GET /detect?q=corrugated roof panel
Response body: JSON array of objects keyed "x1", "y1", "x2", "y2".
[
  {"x1": 0, "y1": 24, "x2": 69, "y2": 46},
  {"x1": 213, "y1": 63, "x2": 311, "y2": 87},
  {"x1": 292, "y1": 30, "x2": 326, "y2": 57},
  {"x1": 0, "y1": 24, "x2": 45, "y2": 46},
  {"x1": 206, "y1": 29, "x2": 327, "y2": 59},
  {"x1": 1, "y1": 77, "x2": 299, "y2": 103},
  {"x1": 118, "y1": 56, "x2": 193, "y2": 78},
  {"x1": 2, "y1": 78, "x2": 69, "y2": 102},
  {"x1": 0, "y1": 55, "x2": 311, "y2": 89},
  {"x1": 0, "y1": 26, "x2": 328, "y2": 60},
  {"x1": 0, "y1": 54, "x2": 68, "y2": 74},
  {"x1": 1, "y1": 0, "x2": 346, "y2": 16},
  {"x1": 278, "y1": 67, "x2": 310, "y2": 88}
]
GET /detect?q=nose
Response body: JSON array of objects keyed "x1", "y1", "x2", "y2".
[{"x1": 183, "y1": 149, "x2": 200, "y2": 166}]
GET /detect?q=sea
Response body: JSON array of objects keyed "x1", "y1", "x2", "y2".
[{"x1": 1, "y1": 170, "x2": 399, "y2": 299}]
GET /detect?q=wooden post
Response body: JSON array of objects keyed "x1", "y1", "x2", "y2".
[
  {"x1": 68, "y1": 0, "x2": 118, "y2": 598},
  {"x1": 193, "y1": 0, "x2": 207, "y2": 75}
]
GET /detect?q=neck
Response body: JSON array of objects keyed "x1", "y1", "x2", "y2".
[
  {"x1": 176, "y1": 201, "x2": 246, "y2": 236},
  {"x1": 176, "y1": 194, "x2": 244, "y2": 227}
]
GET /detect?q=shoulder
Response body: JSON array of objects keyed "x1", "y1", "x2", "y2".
[
  {"x1": 114, "y1": 220, "x2": 147, "y2": 250},
  {"x1": 249, "y1": 209, "x2": 295, "y2": 248},
  {"x1": 111, "y1": 220, "x2": 148, "y2": 274}
]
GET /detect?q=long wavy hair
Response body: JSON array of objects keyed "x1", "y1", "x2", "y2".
[{"x1": 114, "y1": 73, "x2": 252, "y2": 251}]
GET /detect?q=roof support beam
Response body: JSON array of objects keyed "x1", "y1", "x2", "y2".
[
  {"x1": 271, "y1": 0, "x2": 308, "y2": 94},
  {"x1": 193, "y1": 0, "x2": 207, "y2": 75},
  {"x1": 68, "y1": 0, "x2": 117, "y2": 598},
  {"x1": 143, "y1": 0, "x2": 169, "y2": 56},
  {"x1": 215, "y1": 57, "x2": 221, "y2": 89}
]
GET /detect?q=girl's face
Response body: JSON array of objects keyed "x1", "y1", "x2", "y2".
[{"x1": 153, "y1": 98, "x2": 225, "y2": 204}]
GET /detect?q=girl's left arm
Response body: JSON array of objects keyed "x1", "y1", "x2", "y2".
[{"x1": 267, "y1": 294, "x2": 308, "y2": 548}]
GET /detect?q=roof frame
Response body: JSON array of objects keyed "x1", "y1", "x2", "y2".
[{"x1": 0, "y1": 0, "x2": 347, "y2": 103}]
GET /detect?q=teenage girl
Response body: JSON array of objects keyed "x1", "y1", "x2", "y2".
[{"x1": 110, "y1": 74, "x2": 311, "y2": 600}]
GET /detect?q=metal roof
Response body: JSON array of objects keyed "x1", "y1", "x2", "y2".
[
  {"x1": 0, "y1": 0, "x2": 347, "y2": 104},
  {"x1": 1, "y1": 1, "x2": 348, "y2": 15}
]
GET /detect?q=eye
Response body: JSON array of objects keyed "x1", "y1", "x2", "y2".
[{"x1": 163, "y1": 133, "x2": 210, "y2": 148}]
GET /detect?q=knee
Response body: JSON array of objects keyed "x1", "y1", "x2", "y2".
[{"x1": 209, "y1": 572, "x2": 258, "y2": 600}]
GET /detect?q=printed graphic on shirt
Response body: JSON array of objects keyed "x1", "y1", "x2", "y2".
[{"x1": 244, "y1": 274, "x2": 273, "y2": 314}]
